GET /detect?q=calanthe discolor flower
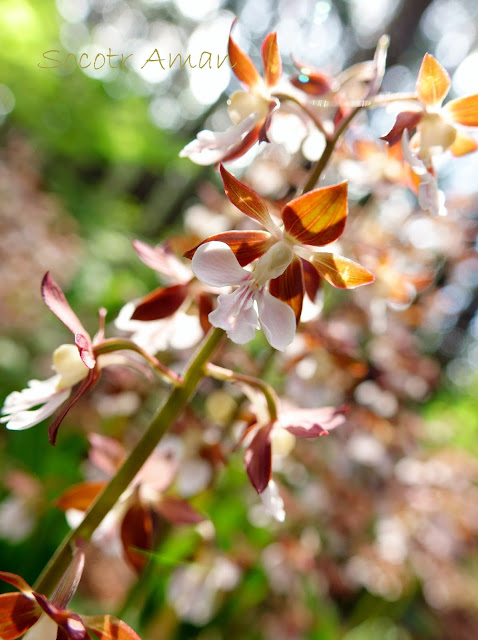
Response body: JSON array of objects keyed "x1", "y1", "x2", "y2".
[
  {"x1": 186, "y1": 166, "x2": 374, "y2": 350},
  {"x1": 179, "y1": 25, "x2": 282, "y2": 165},
  {"x1": 383, "y1": 53, "x2": 478, "y2": 215}
]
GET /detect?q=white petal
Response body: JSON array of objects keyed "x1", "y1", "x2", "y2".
[
  {"x1": 23, "y1": 615, "x2": 58, "y2": 640},
  {"x1": 2, "y1": 388, "x2": 70, "y2": 430},
  {"x1": 179, "y1": 114, "x2": 256, "y2": 166},
  {"x1": 2, "y1": 375, "x2": 61, "y2": 414},
  {"x1": 257, "y1": 290, "x2": 297, "y2": 351},
  {"x1": 401, "y1": 129, "x2": 427, "y2": 176},
  {"x1": 401, "y1": 130, "x2": 447, "y2": 216},
  {"x1": 418, "y1": 174, "x2": 447, "y2": 217},
  {"x1": 209, "y1": 291, "x2": 259, "y2": 344},
  {"x1": 192, "y1": 241, "x2": 248, "y2": 287},
  {"x1": 260, "y1": 479, "x2": 285, "y2": 522}
]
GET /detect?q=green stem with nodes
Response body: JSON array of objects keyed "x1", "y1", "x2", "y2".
[
  {"x1": 301, "y1": 105, "x2": 362, "y2": 194},
  {"x1": 206, "y1": 363, "x2": 279, "y2": 423},
  {"x1": 33, "y1": 327, "x2": 226, "y2": 597},
  {"x1": 94, "y1": 338, "x2": 182, "y2": 386}
]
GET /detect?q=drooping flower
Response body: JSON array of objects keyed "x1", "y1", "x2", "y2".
[
  {"x1": 0, "y1": 546, "x2": 141, "y2": 640},
  {"x1": 243, "y1": 404, "x2": 347, "y2": 496},
  {"x1": 179, "y1": 25, "x2": 282, "y2": 165},
  {"x1": 56, "y1": 433, "x2": 204, "y2": 573},
  {"x1": 382, "y1": 53, "x2": 478, "y2": 214},
  {"x1": 115, "y1": 240, "x2": 205, "y2": 353},
  {"x1": 186, "y1": 166, "x2": 374, "y2": 350},
  {"x1": 1, "y1": 273, "x2": 102, "y2": 444},
  {"x1": 290, "y1": 34, "x2": 389, "y2": 137}
]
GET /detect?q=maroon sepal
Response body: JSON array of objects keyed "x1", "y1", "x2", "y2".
[
  {"x1": 197, "y1": 292, "x2": 214, "y2": 334},
  {"x1": 154, "y1": 496, "x2": 204, "y2": 525},
  {"x1": 0, "y1": 593, "x2": 40, "y2": 640},
  {"x1": 131, "y1": 284, "x2": 189, "y2": 321},
  {"x1": 279, "y1": 405, "x2": 347, "y2": 438},
  {"x1": 184, "y1": 230, "x2": 273, "y2": 266},
  {"x1": 301, "y1": 258, "x2": 321, "y2": 301},
  {"x1": 120, "y1": 500, "x2": 154, "y2": 573},
  {"x1": 48, "y1": 368, "x2": 100, "y2": 445},
  {"x1": 244, "y1": 424, "x2": 273, "y2": 494},
  {"x1": 269, "y1": 256, "x2": 304, "y2": 325},
  {"x1": 381, "y1": 110, "x2": 423, "y2": 146}
]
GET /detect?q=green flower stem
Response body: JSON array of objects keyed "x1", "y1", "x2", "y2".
[
  {"x1": 206, "y1": 363, "x2": 279, "y2": 423},
  {"x1": 94, "y1": 338, "x2": 182, "y2": 386},
  {"x1": 34, "y1": 327, "x2": 226, "y2": 597},
  {"x1": 301, "y1": 105, "x2": 362, "y2": 194}
]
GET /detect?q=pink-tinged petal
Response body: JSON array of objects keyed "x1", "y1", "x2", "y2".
[
  {"x1": 184, "y1": 230, "x2": 273, "y2": 266},
  {"x1": 55, "y1": 482, "x2": 107, "y2": 512},
  {"x1": 257, "y1": 289, "x2": 297, "y2": 351},
  {"x1": 48, "y1": 369, "x2": 100, "y2": 445},
  {"x1": 154, "y1": 496, "x2": 204, "y2": 525},
  {"x1": 418, "y1": 174, "x2": 447, "y2": 216},
  {"x1": 131, "y1": 284, "x2": 189, "y2": 321},
  {"x1": 220, "y1": 165, "x2": 279, "y2": 234},
  {"x1": 209, "y1": 291, "x2": 258, "y2": 344},
  {"x1": 83, "y1": 615, "x2": 142, "y2": 640},
  {"x1": 192, "y1": 241, "x2": 248, "y2": 287},
  {"x1": 449, "y1": 131, "x2": 478, "y2": 156},
  {"x1": 381, "y1": 110, "x2": 423, "y2": 146},
  {"x1": 0, "y1": 571, "x2": 35, "y2": 595},
  {"x1": 416, "y1": 53, "x2": 450, "y2": 108},
  {"x1": 402, "y1": 131, "x2": 447, "y2": 216},
  {"x1": 228, "y1": 25, "x2": 262, "y2": 91},
  {"x1": 269, "y1": 257, "x2": 304, "y2": 325},
  {"x1": 444, "y1": 94, "x2": 478, "y2": 126},
  {"x1": 278, "y1": 406, "x2": 346, "y2": 438},
  {"x1": 88, "y1": 433, "x2": 126, "y2": 476},
  {"x1": 245, "y1": 424, "x2": 273, "y2": 494},
  {"x1": 365, "y1": 34, "x2": 389, "y2": 99},
  {"x1": 2, "y1": 388, "x2": 71, "y2": 431},
  {"x1": 74, "y1": 334, "x2": 95, "y2": 370},
  {"x1": 50, "y1": 540, "x2": 85, "y2": 610},
  {"x1": 261, "y1": 32, "x2": 282, "y2": 88},
  {"x1": 0, "y1": 593, "x2": 41, "y2": 639},
  {"x1": 282, "y1": 182, "x2": 348, "y2": 246},
  {"x1": 132, "y1": 240, "x2": 191, "y2": 283},
  {"x1": 41, "y1": 273, "x2": 91, "y2": 346},
  {"x1": 310, "y1": 253, "x2": 375, "y2": 289},
  {"x1": 179, "y1": 114, "x2": 257, "y2": 166},
  {"x1": 120, "y1": 501, "x2": 154, "y2": 573}
]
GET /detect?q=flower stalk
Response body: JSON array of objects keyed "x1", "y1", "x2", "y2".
[{"x1": 33, "y1": 327, "x2": 225, "y2": 596}]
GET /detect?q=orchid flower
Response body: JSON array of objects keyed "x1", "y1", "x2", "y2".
[
  {"x1": 1, "y1": 273, "x2": 103, "y2": 444},
  {"x1": 0, "y1": 546, "x2": 141, "y2": 640},
  {"x1": 186, "y1": 166, "x2": 374, "y2": 350},
  {"x1": 56, "y1": 434, "x2": 204, "y2": 573},
  {"x1": 115, "y1": 240, "x2": 205, "y2": 353},
  {"x1": 243, "y1": 404, "x2": 346, "y2": 498},
  {"x1": 179, "y1": 25, "x2": 282, "y2": 165},
  {"x1": 382, "y1": 53, "x2": 478, "y2": 213}
]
